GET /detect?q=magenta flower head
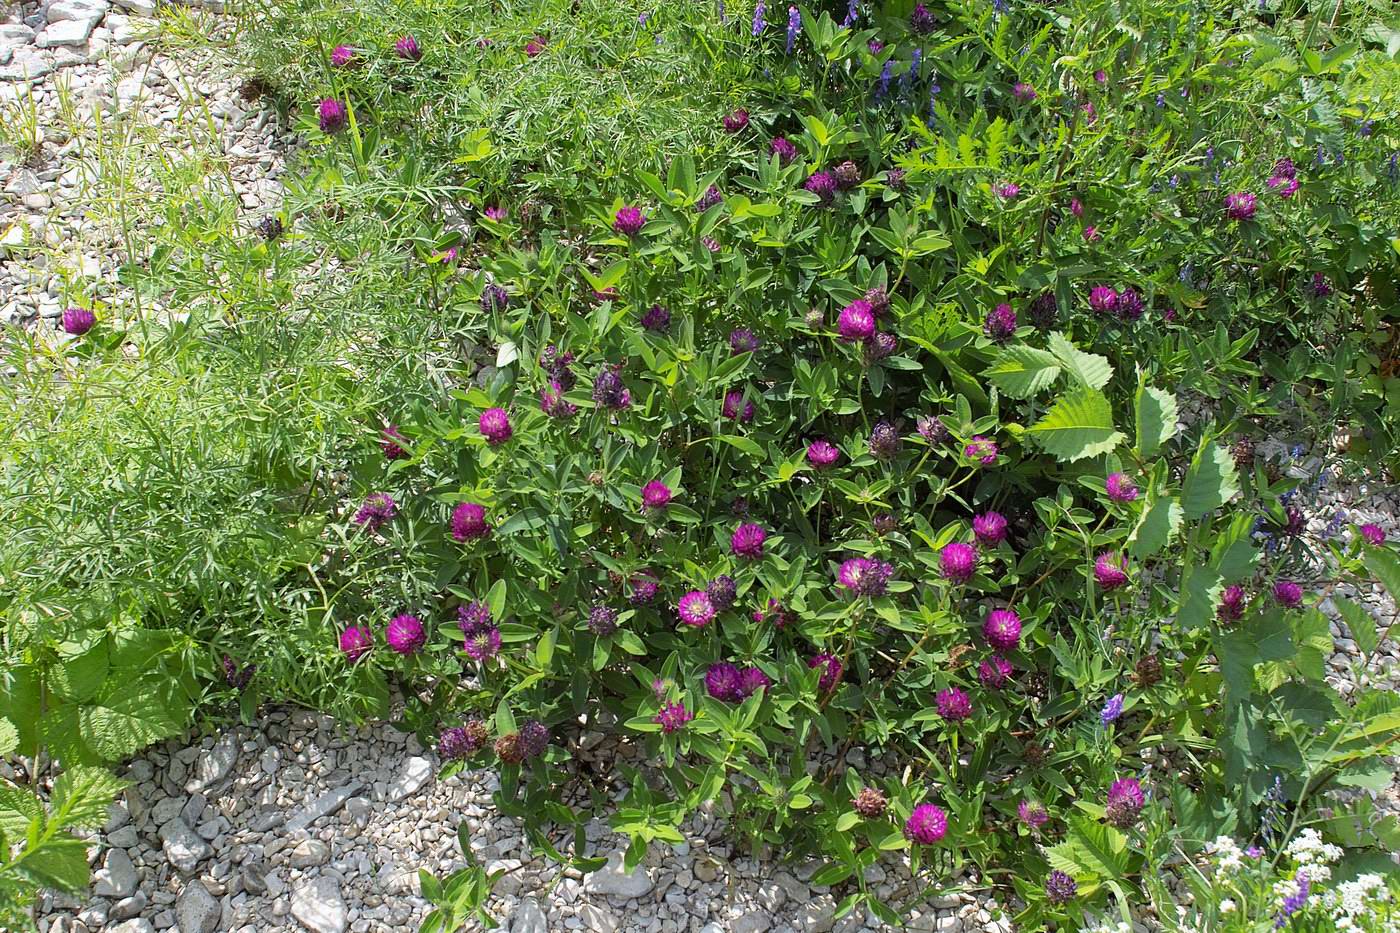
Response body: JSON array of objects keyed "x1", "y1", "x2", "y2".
[
  {"x1": 587, "y1": 605, "x2": 619, "y2": 637},
  {"x1": 463, "y1": 626, "x2": 502, "y2": 661},
  {"x1": 804, "y1": 171, "x2": 838, "y2": 204},
  {"x1": 964, "y1": 435, "x2": 998, "y2": 466},
  {"x1": 655, "y1": 701, "x2": 693, "y2": 734},
  {"x1": 517, "y1": 720, "x2": 550, "y2": 759},
  {"x1": 592, "y1": 367, "x2": 631, "y2": 410},
  {"x1": 457, "y1": 600, "x2": 492, "y2": 636},
  {"x1": 353, "y1": 492, "x2": 397, "y2": 530},
  {"x1": 838, "y1": 299, "x2": 876, "y2": 342},
  {"x1": 973, "y1": 511, "x2": 1008, "y2": 546},
  {"x1": 837, "y1": 557, "x2": 893, "y2": 597},
  {"x1": 1105, "y1": 777, "x2": 1145, "y2": 828},
  {"x1": 807, "y1": 439, "x2": 841, "y2": 470},
  {"x1": 917, "y1": 415, "x2": 949, "y2": 444},
  {"x1": 729, "y1": 328, "x2": 760, "y2": 354},
  {"x1": 993, "y1": 182, "x2": 1020, "y2": 199},
  {"x1": 739, "y1": 666, "x2": 771, "y2": 696},
  {"x1": 936, "y1": 686, "x2": 972, "y2": 722},
  {"x1": 983, "y1": 303, "x2": 1017, "y2": 342},
  {"x1": 1088, "y1": 285, "x2": 1119, "y2": 314},
  {"x1": 1359, "y1": 523, "x2": 1385, "y2": 546},
  {"x1": 1212, "y1": 585, "x2": 1245, "y2": 624},
  {"x1": 539, "y1": 382, "x2": 578, "y2": 419},
  {"x1": 395, "y1": 35, "x2": 422, "y2": 60},
  {"x1": 60, "y1": 306, "x2": 96, "y2": 335},
  {"x1": 381, "y1": 424, "x2": 409, "y2": 460},
  {"x1": 909, "y1": 2, "x2": 936, "y2": 34},
  {"x1": 1070, "y1": 196, "x2": 1085, "y2": 217},
  {"x1": 979, "y1": 654, "x2": 1013, "y2": 689},
  {"x1": 1116, "y1": 287, "x2": 1145, "y2": 322},
  {"x1": 1273, "y1": 579, "x2": 1303, "y2": 609},
  {"x1": 770, "y1": 136, "x2": 799, "y2": 164},
  {"x1": 705, "y1": 662, "x2": 743, "y2": 702},
  {"x1": 642, "y1": 480, "x2": 673, "y2": 511},
  {"x1": 613, "y1": 205, "x2": 647, "y2": 237},
  {"x1": 722, "y1": 108, "x2": 750, "y2": 133},
  {"x1": 1012, "y1": 82, "x2": 1036, "y2": 101},
  {"x1": 722, "y1": 389, "x2": 756, "y2": 422},
  {"x1": 678, "y1": 590, "x2": 716, "y2": 627},
  {"x1": 904, "y1": 803, "x2": 947, "y2": 844},
  {"x1": 339, "y1": 625, "x2": 373, "y2": 662},
  {"x1": 483, "y1": 205, "x2": 507, "y2": 222},
  {"x1": 756, "y1": 598, "x2": 795, "y2": 629},
  {"x1": 731, "y1": 523, "x2": 768, "y2": 559},
  {"x1": 809, "y1": 653, "x2": 843, "y2": 692},
  {"x1": 330, "y1": 44, "x2": 355, "y2": 67},
  {"x1": 1045, "y1": 870, "x2": 1078, "y2": 905},
  {"x1": 1017, "y1": 800, "x2": 1049, "y2": 830},
  {"x1": 641, "y1": 304, "x2": 672, "y2": 332},
  {"x1": 479, "y1": 407, "x2": 512, "y2": 445},
  {"x1": 1105, "y1": 472, "x2": 1139, "y2": 503},
  {"x1": 438, "y1": 723, "x2": 487, "y2": 760},
  {"x1": 940, "y1": 541, "x2": 978, "y2": 583},
  {"x1": 695, "y1": 185, "x2": 723, "y2": 213},
  {"x1": 982, "y1": 608, "x2": 1022, "y2": 651},
  {"x1": 317, "y1": 98, "x2": 347, "y2": 134},
  {"x1": 451, "y1": 502, "x2": 491, "y2": 542},
  {"x1": 1094, "y1": 552, "x2": 1129, "y2": 591},
  {"x1": 1270, "y1": 176, "x2": 1299, "y2": 198},
  {"x1": 386, "y1": 614, "x2": 426, "y2": 655},
  {"x1": 1224, "y1": 191, "x2": 1257, "y2": 221},
  {"x1": 524, "y1": 35, "x2": 547, "y2": 57},
  {"x1": 481, "y1": 283, "x2": 510, "y2": 312}
]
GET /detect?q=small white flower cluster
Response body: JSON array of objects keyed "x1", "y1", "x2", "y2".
[
  {"x1": 1284, "y1": 828, "x2": 1343, "y2": 884},
  {"x1": 1325, "y1": 873, "x2": 1393, "y2": 931},
  {"x1": 1209, "y1": 834, "x2": 1245, "y2": 873}
]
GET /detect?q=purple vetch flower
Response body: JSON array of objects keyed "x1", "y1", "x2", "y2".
[
  {"x1": 1045, "y1": 870, "x2": 1078, "y2": 905},
  {"x1": 1013, "y1": 82, "x2": 1036, "y2": 101},
  {"x1": 642, "y1": 480, "x2": 673, "y2": 511},
  {"x1": 936, "y1": 686, "x2": 972, "y2": 722},
  {"x1": 910, "y1": 2, "x2": 935, "y2": 34},
  {"x1": 729, "y1": 328, "x2": 760, "y2": 354},
  {"x1": 1088, "y1": 285, "x2": 1119, "y2": 314},
  {"x1": 875, "y1": 60, "x2": 894, "y2": 102},
  {"x1": 1116, "y1": 287, "x2": 1144, "y2": 322},
  {"x1": 1360, "y1": 523, "x2": 1386, "y2": 546},
  {"x1": 1018, "y1": 800, "x2": 1049, "y2": 830},
  {"x1": 1272, "y1": 580, "x2": 1303, "y2": 608},
  {"x1": 869, "y1": 421, "x2": 901, "y2": 459},
  {"x1": 707, "y1": 574, "x2": 737, "y2": 610},
  {"x1": 1106, "y1": 473, "x2": 1139, "y2": 503},
  {"x1": 916, "y1": 415, "x2": 948, "y2": 444},
  {"x1": 1082, "y1": 226, "x2": 1100, "y2": 242},
  {"x1": 539, "y1": 382, "x2": 578, "y2": 419},
  {"x1": 979, "y1": 654, "x2": 1012, "y2": 689},
  {"x1": 386, "y1": 614, "x2": 426, "y2": 655},
  {"x1": 330, "y1": 44, "x2": 356, "y2": 67},
  {"x1": 722, "y1": 389, "x2": 756, "y2": 423},
  {"x1": 655, "y1": 701, "x2": 693, "y2": 734},
  {"x1": 702, "y1": 236, "x2": 721, "y2": 252},
  {"x1": 1100, "y1": 693, "x2": 1125, "y2": 725},
  {"x1": 353, "y1": 492, "x2": 397, "y2": 530},
  {"x1": 317, "y1": 98, "x2": 347, "y2": 134},
  {"x1": 964, "y1": 436, "x2": 998, "y2": 466},
  {"x1": 806, "y1": 439, "x2": 841, "y2": 470},
  {"x1": 731, "y1": 523, "x2": 768, "y2": 559},
  {"x1": 940, "y1": 542, "x2": 978, "y2": 583},
  {"x1": 770, "y1": 136, "x2": 799, "y2": 165},
  {"x1": 629, "y1": 571, "x2": 660, "y2": 605},
  {"x1": 973, "y1": 511, "x2": 1008, "y2": 546},
  {"x1": 1028, "y1": 292, "x2": 1058, "y2": 329},
  {"x1": 752, "y1": 0, "x2": 767, "y2": 37},
  {"x1": 678, "y1": 591, "x2": 716, "y2": 627},
  {"x1": 613, "y1": 206, "x2": 647, "y2": 236},
  {"x1": 480, "y1": 283, "x2": 510, "y2": 312},
  {"x1": 695, "y1": 185, "x2": 723, "y2": 212},
  {"x1": 483, "y1": 205, "x2": 507, "y2": 222},
  {"x1": 722, "y1": 108, "x2": 750, "y2": 133},
  {"x1": 1274, "y1": 874, "x2": 1311, "y2": 928},
  {"x1": 1105, "y1": 777, "x2": 1145, "y2": 828},
  {"x1": 339, "y1": 626, "x2": 373, "y2": 662},
  {"x1": 785, "y1": 5, "x2": 801, "y2": 52},
  {"x1": 993, "y1": 182, "x2": 1020, "y2": 199},
  {"x1": 982, "y1": 608, "x2": 1021, "y2": 651},
  {"x1": 587, "y1": 605, "x2": 619, "y2": 637},
  {"x1": 1094, "y1": 552, "x2": 1129, "y2": 591},
  {"x1": 837, "y1": 299, "x2": 876, "y2": 342},
  {"x1": 1218, "y1": 584, "x2": 1246, "y2": 622},
  {"x1": 479, "y1": 407, "x2": 512, "y2": 445},
  {"x1": 984, "y1": 302, "x2": 1017, "y2": 342},
  {"x1": 395, "y1": 35, "x2": 421, "y2": 60},
  {"x1": 381, "y1": 424, "x2": 409, "y2": 460},
  {"x1": 1308, "y1": 273, "x2": 1333, "y2": 298},
  {"x1": 59, "y1": 306, "x2": 96, "y2": 335},
  {"x1": 1224, "y1": 191, "x2": 1257, "y2": 220},
  {"x1": 222, "y1": 654, "x2": 255, "y2": 690},
  {"x1": 805, "y1": 171, "x2": 838, "y2": 203},
  {"x1": 809, "y1": 653, "x2": 843, "y2": 692},
  {"x1": 451, "y1": 502, "x2": 491, "y2": 542},
  {"x1": 525, "y1": 35, "x2": 547, "y2": 57},
  {"x1": 837, "y1": 557, "x2": 894, "y2": 597},
  {"x1": 592, "y1": 367, "x2": 631, "y2": 410},
  {"x1": 904, "y1": 803, "x2": 948, "y2": 844}
]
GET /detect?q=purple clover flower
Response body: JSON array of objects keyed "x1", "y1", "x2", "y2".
[
  {"x1": 940, "y1": 542, "x2": 977, "y2": 582},
  {"x1": 1094, "y1": 552, "x2": 1129, "y2": 591},
  {"x1": 451, "y1": 502, "x2": 491, "y2": 542},
  {"x1": 641, "y1": 304, "x2": 672, "y2": 331},
  {"x1": 984, "y1": 302, "x2": 1017, "y2": 341},
  {"x1": 837, "y1": 557, "x2": 893, "y2": 597},
  {"x1": 904, "y1": 803, "x2": 947, "y2": 843},
  {"x1": 731, "y1": 523, "x2": 768, "y2": 559},
  {"x1": 722, "y1": 389, "x2": 756, "y2": 422},
  {"x1": 982, "y1": 608, "x2": 1021, "y2": 651},
  {"x1": 1224, "y1": 191, "x2": 1257, "y2": 220},
  {"x1": 353, "y1": 493, "x2": 397, "y2": 530},
  {"x1": 809, "y1": 653, "x2": 843, "y2": 692},
  {"x1": 964, "y1": 436, "x2": 998, "y2": 465},
  {"x1": 838, "y1": 299, "x2": 876, "y2": 342},
  {"x1": 395, "y1": 35, "x2": 421, "y2": 61},
  {"x1": 807, "y1": 440, "x2": 841, "y2": 470},
  {"x1": 1106, "y1": 472, "x2": 1139, "y2": 503},
  {"x1": 678, "y1": 591, "x2": 716, "y2": 627},
  {"x1": 979, "y1": 654, "x2": 1012, "y2": 689},
  {"x1": 479, "y1": 408, "x2": 512, "y2": 445},
  {"x1": 1105, "y1": 777, "x2": 1145, "y2": 828},
  {"x1": 973, "y1": 511, "x2": 1008, "y2": 546},
  {"x1": 318, "y1": 98, "x2": 347, "y2": 134},
  {"x1": 386, "y1": 614, "x2": 426, "y2": 655},
  {"x1": 613, "y1": 206, "x2": 647, "y2": 236},
  {"x1": 936, "y1": 686, "x2": 972, "y2": 722},
  {"x1": 655, "y1": 701, "x2": 693, "y2": 734},
  {"x1": 339, "y1": 626, "x2": 373, "y2": 662}
]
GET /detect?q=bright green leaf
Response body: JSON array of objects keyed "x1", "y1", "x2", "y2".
[{"x1": 1026, "y1": 389, "x2": 1123, "y2": 462}]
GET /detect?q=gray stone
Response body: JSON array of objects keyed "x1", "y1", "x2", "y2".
[
  {"x1": 186, "y1": 732, "x2": 239, "y2": 792},
  {"x1": 106, "y1": 825, "x2": 139, "y2": 848},
  {"x1": 385, "y1": 756, "x2": 432, "y2": 802},
  {"x1": 241, "y1": 861, "x2": 270, "y2": 895},
  {"x1": 113, "y1": 0, "x2": 157, "y2": 13},
  {"x1": 733, "y1": 915, "x2": 772, "y2": 933},
  {"x1": 108, "y1": 921, "x2": 155, "y2": 933},
  {"x1": 284, "y1": 782, "x2": 362, "y2": 832},
  {"x1": 150, "y1": 796, "x2": 183, "y2": 826},
  {"x1": 0, "y1": 47, "x2": 53, "y2": 81},
  {"x1": 291, "y1": 876, "x2": 347, "y2": 933},
  {"x1": 160, "y1": 818, "x2": 212, "y2": 873},
  {"x1": 582, "y1": 851, "x2": 654, "y2": 899},
  {"x1": 36, "y1": 18, "x2": 97, "y2": 48},
  {"x1": 175, "y1": 880, "x2": 220, "y2": 933},
  {"x1": 580, "y1": 903, "x2": 619, "y2": 933},
  {"x1": 94, "y1": 847, "x2": 138, "y2": 898},
  {"x1": 47, "y1": 0, "x2": 109, "y2": 23},
  {"x1": 289, "y1": 839, "x2": 330, "y2": 868},
  {"x1": 510, "y1": 898, "x2": 548, "y2": 933},
  {"x1": 109, "y1": 890, "x2": 148, "y2": 921}
]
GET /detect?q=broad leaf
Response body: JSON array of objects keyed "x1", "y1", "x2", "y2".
[
  {"x1": 1180, "y1": 441, "x2": 1239, "y2": 520},
  {"x1": 51, "y1": 767, "x2": 128, "y2": 830},
  {"x1": 1048, "y1": 331, "x2": 1112, "y2": 390},
  {"x1": 1334, "y1": 596, "x2": 1379, "y2": 657},
  {"x1": 1133, "y1": 384, "x2": 1178, "y2": 458},
  {"x1": 985, "y1": 345, "x2": 1061, "y2": 399},
  {"x1": 1363, "y1": 548, "x2": 1400, "y2": 604},
  {"x1": 0, "y1": 717, "x2": 17, "y2": 757},
  {"x1": 1129, "y1": 495, "x2": 1182, "y2": 559},
  {"x1": 1026, "y1": 389, "x2": 1123, "y2": 462}
]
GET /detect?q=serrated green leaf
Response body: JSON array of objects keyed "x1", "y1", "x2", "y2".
[
  {"x1": 50, "y1": 643, "x2": 109, "y2": 704},
  {"x1": 0, "y1": 784, "x2": 43, "y2": 839},
  {"x1": 1334, "y1": 597, "x2": 1379, "y2": 657},
  {"x1": 0, "y1": 718, "x2": 17, "y2": 757},
  {"x1": 1134, "y1": 385, "x2": 1178, "y2": 458},
  {"x1": 10, "y1": 835, "x2": 91, "y2": 892},
  {"x1": 1065, "y1": 816, "x2": 1130, "y2": 880},
  {"x1": 984, "y1": 345, "x2": 1061, "y2": 398},
  {"x1": 1048, "y1": 332, "x2": 1112, "y2": 389},
  {"x1": 1177, "y1": 563, "x2": 1223, "y2": 631},
  {"x1": 1180, "y1": 441, "x2": 1239, "y2": 520},
  {"x1": 51, "y1": 767, "x2": 128, "y2": 830},
  {"x1": 1129, "y1": 495, "x2": 1182, "y2": 559},
  {"x1": 78, "y1": 679, "x2": 183, "y2": 761},
  {"x1": 1363, "y1": 548, "x2": 1400, "y2": 605},
  {"x1": 1025, "y1": 389, "x2": 1123, "y2": 462}
]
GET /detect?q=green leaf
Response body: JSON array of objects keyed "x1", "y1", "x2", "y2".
[
  {"x1": 1177, "y1": 562, "x2": 1223, "y2": 631},
  {"x1": 0, "y1": 717, "x2": 17, "y2": 757},
  {"x1": 50, "y1": 642, "x2": 109, "y2": 704},
  {"x1": 1129, "y1": 496, "x2": 1182, "y2": 559},
  {"x1": 1180, "y1": 441, "x2": 1239, "y2": 520},
  {"x1": 716, "y1": 434, "x2": 764, "y2": 458},
  {"x1": 1065, "y1": 816, "x2": 1130, "y2": 880},
  {"x1": 1335, "y1": 597, "x2": 1379, "y2": 657},
  {"x1": 0, "y1": 784, "x2": 43, "y2": 839},
  {"x1": 1133, "y1": 385, "x2": 1178, "y2": 458},
  {"x1": 486, "y1": 579, "x2": 508, "y2": 620},
  {"x1": 11, "y1": 836, "x2": 92, "y2": 892},
  {"x1": 79, "y1": 678, "x2": 183, "y2": 761},
  {"x1": 51, "y1": 767, "x2": 128, "y2": 830},
  {"x1": 1048, "y1": 332, "x2": 1112, "y2": 390},
  {"x1": 984, "y1": 345, "x2": 1061, "y2": 399},
  {"x1": 1363, "y1": 548, "x2": 1400, "y2": 604},
  {"x1": 1025, "y1": 389, "x2": 1123, "y2": 462}
]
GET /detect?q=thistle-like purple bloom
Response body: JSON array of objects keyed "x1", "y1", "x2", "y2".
[
  {"x1": 479, "y1": 407, "x2": 512, "y2": 445},
  {"x1": 964, "y1": 436, "x2": 998, "y2": 465},
  {"x1": 678, "y1": 591, "x2": 716, "y2": 627},
  {"x1": 330, "y1": 44, "x2": 355, "y2": 67},
  {"x1": 707, "y1": 574, "x2": 737, "y2": 610},
  {"x1": 1105, "y1": 777, "x2": 1145, "y2": 828},
  {"x1": 809, "y1": 653, "x2": 843, "y2": 692},
  {"x1": 1094, "y1": 552, "x2": 1129, "y2": 591},
  {"x1": 832, "y1": 161, "x2": 861, "y2": 191},
  {"x1": 722, "y1": 108, "x2": 750, "y2": 133},
  {"x1": 909, "y1": 2, "x2": 935, "y2": 34},
  {"x1": 1012, "y1": 82, "x2": 1036, "y2": 101},
  {"x1": 770, "y1": 136, "x2": 798, "y2": 165},
  {"x1": 1018, "y1": 800, "x2": 1049, "y2": 830},
  {"x1": 807, "y1": 440, "x2": 841, "y2": 470},
  {"x1": 318, "y1": 98, "x2": 347, "y2": 134},
  {"x1": 837, "y1": 557, "x2": 893, "y2": 597},
  {"x1": 655, "y1": 701, "x2": 693, "y2": 734},
  {"x1": 886, "y1": 167, "x2": 907, "y2": 190},
  {"x1": 904, "y1": 803, "x2": 947, "y2": 844},
  {"x1": 739, "y1": 666, "x2": 771, "y2": 696},
  {"x1": 517, "y1": 720, "x2": 549, "y2": 758},
  {"x1": 940, "y1": 542, "x2": 977, "y2": 582},
  {"x1": 629, "y1": 571, "x2": 660, "y2": 605},
  {"x1": 588, "y1": 605, "x2": 619, "y2": 637},
  {"x1": 869, "y1": 421, "x2": 901, "y2": 459},
  {"x1": 1045, "y1": 870, "x2": 1078, "y2": 905},
  {"x1": 722, "y1": 389, "x2": 755, "y2": 422},
  {"x1": 979, "y1": 655, "x2": 1012, "y2": 689},
  {"x1": 838, "y1": 299, "x2": 876, "y2": 342},
  {"x1": 451, "y1": 502, "x2": 491, "y2": 542},
  {"x1": 381, "y1": 424, "x2": 409, "y2": 460},
  {"x1": 973, "y1": 511, "x2": 1008, "y2": 546},
  {"x1": 641, "y1": 304, "x2": 672, "y2": 331},
  {"x1": 386, "y1": 614, "x2": 426, "y2": 655},
  {"x1": 983, "y1": 608, "x2": 1021, "y2": 651},
  {"x1": 730, "y1": 328, "x2": 760, "y2": 354},
  {"x1": 983, "y1": 303, "x2": 1016, "y2": 342},
  {"x1": 642, "y1": 480, "x2": 673, "y2": 511},
  {"x1": 1224, "y1": 191, "x2": 1257, "y2": 220},
  {"x1": 1273, "y1": 580, "x2": 1303, "y2": 608},
  {"x1": 936, "y1": 686, "x2": 972, "y2": 722},
  {"x1": 1088, "y1": 285, "x2": 1119, "y2": 314},
  {"x1": 613, "y1": 206, "x2": 647, "y2": 236},
  {"x1": 339, "y1": 626, "x2": 373, "y2": 662},
  {"x1": 1218, "y1": 584, "x2": 1246, "y2": 622},
  {"x1": 705, "y1": 662, "x2": 744, "y2": 702},
  {"x1": 1106, "y1": 472, "x2": 1139, "y2": 503},
  {"x1": 438, "y1": 724, "x2": 484, "y2": 761},
  {"x1": 59, "y1": 307, "x2": 94, "y2": 337},
  {"x1": 804, "y1": 171, "x2": 838, "y2": 204},
  {"x1": 592, "y1": 368, "x2": 631, "y2": 410},
  {"x1": 353, "y1": 493, "x2": 397, "y2": 530},
  {"x1": 1360, "y1": 523, "x2": 1386, "y2": 546},
  {"x1": 731, "y1": 523, "x2": 768, "y2": 559},
  {"x1": 395, "y1": 35, "x2": 421, "y2": 61},
  {"x1": 1100, "y1": 693, "x2": 1125, "y2": 724},
  {"x1": 480, "y1": 284, "x2": 510, "y2": 312}
]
